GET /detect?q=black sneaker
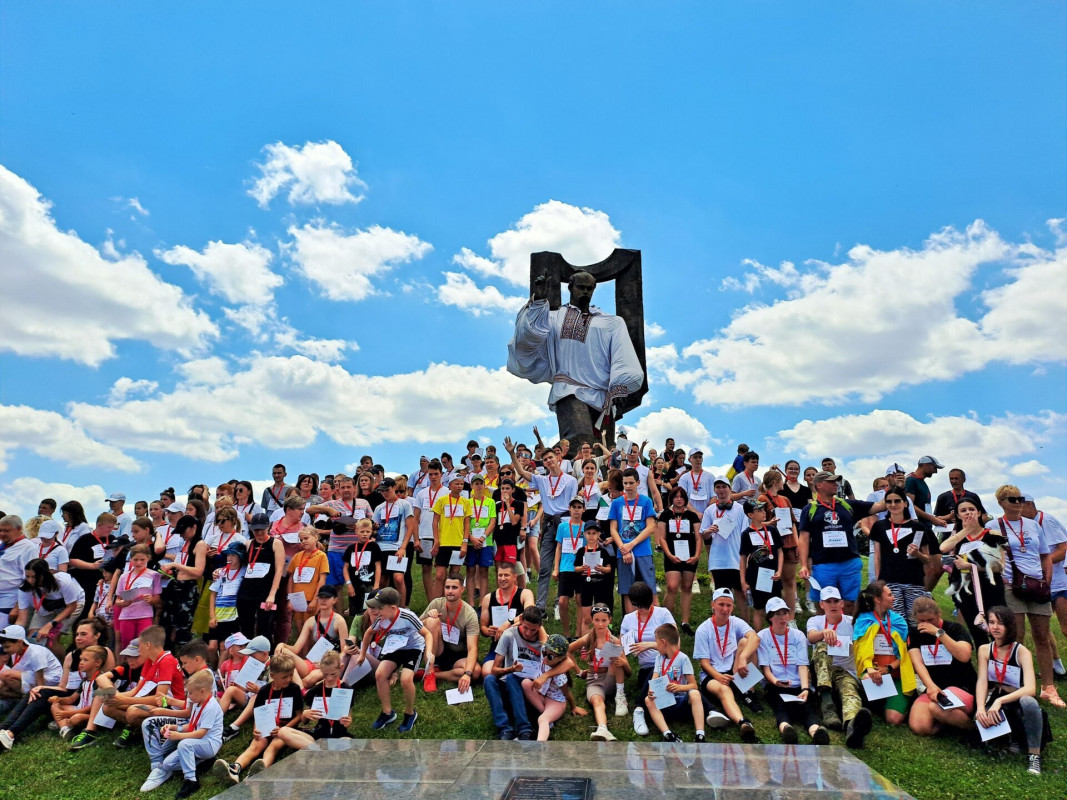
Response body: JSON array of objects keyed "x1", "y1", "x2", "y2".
[
  {"x1": 175, "y1": 778, "x2": 200, "y2": 799},
  {"x1": 662, "y1": 731, "x2": 681, "y2": 743},
  {"x1": 695, "y1": 733, "x2": 706, "y2": 743},
  {"x1": 69, "y1": 730, "x2": 99, "y2": 751},
  {"x1": 221, "y1": 724, "x2": 241, "y2": 743},
  {"x1": 739, "y1": 720, "x2": 758, "y2": 744},
  {"x1": 497, "y1": 729, "x2": 515, "y2": 741},
  {"x1": 113, "y1": 727, "x2": 134, "y2": 748},
  {"x1": 681, "y1": 623, "x2": 695, "y2": 636},
  {"x1": 1027, "y1": 754, "x2": 1041, "y2": 775},
  {"x1": 779, "y1": 723, "x2": 798, "y2": 744},
  {"x1": 372, "y1": 710, "x2": 398, "y2": 730},
  {"x1": 845, "y1": 708, "x2": 872, "y2": 749},
  {"x1": 811, "y1": 726, "x2": 830, "y2": 745},
  {"x1": 517, "y1": 731, "x2": 534, "y2": 741},
  {"x1": 744, "y1": 695, "x2": 764, "y2": 714},
  {"x1": 398, "y1": 711, "x2": 418, "y2": 733},
  {"x1": 212, "y1": 759, "x2": 240, "y2": 786}
]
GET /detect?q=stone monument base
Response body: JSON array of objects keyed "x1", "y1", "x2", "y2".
[{"x1": 208, "y1": 738, "x2": 915, "y2": 799}]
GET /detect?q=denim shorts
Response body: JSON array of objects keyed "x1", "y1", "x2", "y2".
[{"x1": 811, "y1": 558, "x2": 863, "y2": 602}]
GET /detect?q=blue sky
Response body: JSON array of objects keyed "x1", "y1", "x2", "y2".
[{"x1": 1, "y1": 2, "x2": 1065, "y2": 519}]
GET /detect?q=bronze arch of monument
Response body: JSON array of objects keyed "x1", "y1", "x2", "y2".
[{"x1": 528, "y1": 248, "x2": 649, "y2": 418}]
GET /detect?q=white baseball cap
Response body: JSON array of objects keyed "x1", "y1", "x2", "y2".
[
  {"x1": 712, "y1": 588, "x2": 735, "y2": 602},
  {"x1": 224, "y1": 632, "x2": 250, "y2": 650},
  {"x1": 239, "y1": 635, "x2": 271, "y2": 655},
  {"x1": 0, "y1": 624, "x2": 30, "y2": 644},
  {"x1": 819, "y1": 586, "x2": 842, "y2": 601},
  {"x1": 107, "y1": 492, "x2": 126, "y2": 502},
  {"x1": 38, "y1": 519, "x2": 63, "y2": 539},
  {"x1": 765, "y1": 597, "x2": 790, "y2": 614},
  {"x1": 166, "y1": 502, "x2": 185, "y2": 514}
]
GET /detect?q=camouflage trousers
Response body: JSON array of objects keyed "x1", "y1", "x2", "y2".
[{"x1": 812, "y1": 642, "x2": 863, "y2": 723}]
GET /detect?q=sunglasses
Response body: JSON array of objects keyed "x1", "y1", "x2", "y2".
[
  {"x1": 1004, "y1": 496, "x2": 1025, "y2": 504},
  {"x1": 591, "y1": 605, "x2": 611, "y2": 615},
  {"x1": 885, "y1": 499, "x2": 905, "y2": 504}
]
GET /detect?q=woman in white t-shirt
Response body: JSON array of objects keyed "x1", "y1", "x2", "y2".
[{"x1": 14, "y1": 560, "x2": 85, "y2": 654}]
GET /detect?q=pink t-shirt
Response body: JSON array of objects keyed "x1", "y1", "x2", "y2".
[{"x1": 117, "y1": 565, "x2": 161, "y2": 620}]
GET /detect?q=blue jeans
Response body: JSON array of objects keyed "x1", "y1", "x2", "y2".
[{"x1": 482, "y1": 672, "x2": 531, "y2": 738}]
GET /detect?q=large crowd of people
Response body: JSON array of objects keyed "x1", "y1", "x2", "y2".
[{"x1": 0, "y1": 432, "x2": 1063, "y2": 797}]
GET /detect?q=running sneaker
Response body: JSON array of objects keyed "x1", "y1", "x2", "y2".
[
  {"x1": 372, "y1": 710, "x2": 398, "y2": 730},
  {"x1": 398, "y1": 711, "x2": 418, "y2": 733},
  {"x1": 69, "y1": 730, "x2": 100, "y2": 750}
]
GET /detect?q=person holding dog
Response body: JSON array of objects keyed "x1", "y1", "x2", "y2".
[{"x1": 940, "y1": 499, "x2": 1006, "y2": 647}]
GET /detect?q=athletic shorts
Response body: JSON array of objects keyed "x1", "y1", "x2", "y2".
[
  {"x1": 618, "y1": 554, "x2": 657, "y2": 596},
  {"x1": 437, "y1": 644, "x2": 468, "y2": 672},
  {"x1": 710, "y1": 569, "x2": 743, "y2": 593},
  {"x1": 810, "y1": 557, "x2": 863, "y2": 603},
  {"x1": 466, "y1": 545, "x2": 495, "y2": 568},
  {"x1": 435, "y1": 546, "x2": 461, "y2": 568},
  {"x1": 495, "y1": 545, "x2": 518, "y2": 564},
  {"x1": 1005, "y1": 585, "x2": 1052, "y2": 616},
  {"x1": 579, "y1": 580, "x2": 614, "y2": 609},
  {"x1": 381, "y1": 648, "x2": 422, "y2": 671},
  {"x1": 557, "y1": 571, "x2": 580, "y2": 598},
  {"x1": 416, "y1": 540, "x2": 435, "y2": 566},
  {"x1": 326, "y1": 551, "x2": 346, "y2": 586},
  {"x1": 378, "y1": 549, "x2": 405, "y2": 575}
]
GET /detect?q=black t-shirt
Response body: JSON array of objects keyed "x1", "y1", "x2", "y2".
[
  {"x1": 739, "y1": 525, "x2": 783, "y2": 583},
  {"x1": 492, "y1": 487, "x2": 527, "y2": 506},
  {"x1": 238, "y1": 538, "x2": 280, "y2": 602},
  {"x1": 493, "y1": 499, "x2": 523, "y2": 547},
  {"x1": 870, "y1": 517, "x2": 935, "y2": 587},
  {"x1": 572, "y1": 545, "x2": 616, "y2": 585},
  {"x1": 799, "y1": 499, "x2": 875, "y2": 564},
  {"x1": 304, "y1": 680, "x2": 353, "y2": 739},
  {"x1": 933, "y1": 490, "x2": 987, "y2": 519},
  {"x1": 342, "y1": 541, "x2": 382, "y2": 585},
  {"x1": 908, "y1": 621, "x2": 977, "y2": 694},
  {"x1": 656, "y1": 509, "x2": 700, "y2": 560},
  {"x1": 68, "y1": 533, "x2": 109, "y2": 594},
  {"x1": 252, "y1": 681, "x2": 304, "y2": 727},
  {"x1": 361, "y1": 491, "x2": 385, "y2": 510},
  {"x1": 779, "y1": 483, "x2": 812, "y2": 509}
]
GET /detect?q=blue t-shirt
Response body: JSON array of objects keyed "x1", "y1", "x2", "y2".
[
  {"x1": 554, "y1": 520, "x2": 586, "y2": 572},
  {"x1": 608, "y1": 494, "x2": 657, "y2": 557}
]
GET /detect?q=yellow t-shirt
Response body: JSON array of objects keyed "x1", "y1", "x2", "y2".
[{"x1": 432, "y1": 494, "x2": 472, "y2": 547}]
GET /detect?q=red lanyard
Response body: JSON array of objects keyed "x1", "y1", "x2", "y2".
[
  {"x1": 889, "y1": 520, "x2": 904, "y2": 550},
  {"x1": 80, "y1": 670, "x2": 99, "y2": 706},
  {"x1": 320, "y1": 682, "x2": 331, "y2": 715},
  {"x1": 660, "y1": 651, "x2": 679, "y2": 679},
  {"x1": 771, "y1": 631, "x2": 789, "y2": 666},
  {"x1": 294, "y1": 551, "x2": 315, "y2": 575},
  {"x1": 498, "y1": 503, "x2": 513, "y2": 526},
  {"x1": 248, "y1": 539, "x2": 268, "y2": 569},
  {"x1": 472, "y1": 499, "x2": 485, "y2": 523},
  {"x1": 315, "y1": 614, "x2": 332, "y2": 642},
  {"x1": 713, "y1": 620, "x2": 731, "y2": 658},
  {"x1": 443, "y1": 603, "x2": 461, "y2": 638},
  {"x1": 497, "y1": 586, "x2": 517, "y2": 611},
  {"x1": 716, "y1": 506, "x2": 727, "y2": 519},
  {"x1": 691, "y1": 471, "x2": 703, "y2": 493},
  {"x1": 673, "y1": 515, "x2": 687, "y2": 535},
  {"x1": 951, "y1": 490, "x2": 963, "y2": 506},
  {"x1": 624, "y1": 497, "x2": 639, "y2": 524},
  {"x1": 549, "y1": 473, "x2": 564, "y2": 498},
  {"x1": 383, "y1": 502, "x2": 394, "y2": 527},
  {"x1": 32, "y1": 593, "x2": 43, "y2": 611},
  {"x1": 267, "y1": 686, "x2": 284, "y2": 724},
  {"x1": 124, "y1": 567, "x2": 148, "y2": 592},
  {"x1": 427, "y1": 487, "x2": 442, "y2": 510},
  {"x1": 818, "y1": 497, "x2": 836, "y2": 513},
  {"x1": 992, "y1": 644, "x2": 1012, "y2": 685},
  {"x1": 590, "y1": 647, "x2": 605, "y2": 672},
  {"x1": 223, "y1": 566, "x2": 239, "y2": 582},
  {"x1": 567, "y1": 522, "x2": 582, "y2": 552},
  {"x1": 754, "y1": 525, "x2": 772, "y2": 549},
  {"x1": 636, "y1": 609, "x2": 654, "y2": 642},
  {"x1": 38, "y1": 540, "x2": 58, "y2": 559},
  {"x1": 217, "y1": 528, "x2": 237, "y2": 552},
  {"x1": 582, "y1": 482, "x2": 595, "y2": 504},
  {"x1": 874, "y1": 612, "x2": 894, "y2": 651},
  {"x1": 374, "y1": 610, "x2": 400, "y2": 644},
  {"x1": 928, "y1": 640, "x2": 941, "y2": 660},
  {"x1": 186, "y1": 702, "x2": 206, "y2": 733},
  {"x1": 447, "y1": 496, "x2": 460, "y2": 519},
  {"x1": 1004, "y1": 518, "x2": 1026, "y2": 550},
  {"x1": 353, "y1": 540, "x2": 373, "y2": 567}
]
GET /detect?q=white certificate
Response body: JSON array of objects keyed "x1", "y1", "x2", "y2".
[
  {"x1": 516, "y1": 657, "x2": 540, "y2": 679},
  {"x1": 491, "y1": 605, "x2": 514, "y2": 629},
  {"x1": 671, "y1": 519, "x2": 692, "y2": 534},
  {"x1": 583, "y1": 552, "x2": 602, "y2": 570},
  {"x1": 561, "y1": 537, "x2": 579, "y2": 555},
  {"x1": 648, "y1": 675, "x2": 675, "y2": 709},
  {"x1": 233, "y1": 657, "x2": 267, "y2": 688},
  {"x1": 791, "y1": 507, "x2": 802, "y2": 522},
  {"x1": 441, "y1": 622, "x2": 461, "y2": 645},
  {"x1": 822, "y1": 530, "x2": 848, "y2": 548},
  {"x1": 449, "y1": 550, "x2": 465, "y2": 566},
  {"x1": 352, "y1": 551, "x2": 372, "y2": 568},
  {"x1": 281, "y1": 532, "x2": 301, "y2": 544},
  {"x1": 322, "y1": 687, "x2": 353, "y2": 720},
  {"x1": 861, "y1": 677, "x2": 898, "y2": 701},
  {"x1": 731, "y1": 667, "x2": 762, "y2": 694},
  {"x1": 674, "y1": 541, "x2": 691, "y2": 562},
  {"x1": 246, "y1": 562, "x2": 269, "y2": 579},
  {"x1": 779, "y1": 692, "x2": 805, "y2": 703},
  {"x1": 293, "y1": 567, "x2": 315, "y2": 584},
  {"x1": 446, "y1": 687, "x2": 475, "y2": 705},
  {"x1": 921, "y1": 644, "x2": 953, "y2": 667},
  {"x1": 305, "y1": 637, "x2": 335, "y2": 664},
  {"x1": 826, "y1": 636, "x2": 852, "y2": 658},
  {"x1": 599, "y1": 641, "x2": 625, "y2": 659},
  {"x1": 774, "y1": 508, "x2": 793, "y2": 530},
  {"x1": 93, "y1": 707, "x2": 118, "y2": 729},
  {"x1": 596, "y1": 505, "x2": 610, "y2": 520},
  {"x1": 253, "y1": 703, "x2": 277, "y2": 736},
  {"x1": 386, "y1": 555, "x2": 409, "y2": 572},
  {"x1": 135, "y1": 680, "x2": 158, "y2": 698},
  {"x1": 977, "y1": 714, "x2": 1011, "y2": 741},
  {"x1": 92, "y1": 544, "x2": 105, "y2": 560},
  {"x1": 756, "y1": 567, "x2": 775, "y2": 593},
  {"x1": 341, "y1": 657, "x2": 372, "y2": 687},
  {"x1": 220, "y1": 579, "x2": 240, "y2": 598},
  {"x1": 287, "y1": 592, "x2": 308, "y2": 613}
]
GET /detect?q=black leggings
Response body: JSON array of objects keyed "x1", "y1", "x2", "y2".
[
  {"x1": 766, "y1": 685, "x2": 819, "y2": 728},
  {"x1": 1, "y1": 687, "x2": 74, "y2": 736},
  {"x1": 237, "y1": 595, "x2": 276, "y2": 646}
]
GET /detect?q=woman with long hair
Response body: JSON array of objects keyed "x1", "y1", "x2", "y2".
[
  {"x1": 14, "y1": 559, "x2": 85, "y2": 655},
  {"x1": 854, "y1": 580, "x2": 915, "y2": 725},
  {"x1": 869, "y1": 487, "x2": 936, "y2": 621},
  {"x1": 59, "y1": 501, "x2": 90, "y2": 549},
  {"x1": 159, "y1": 515, "x2": 207, "y2": 649},
  {"x1": 940, "y1": 498, "x2": 1005, "y2": 646}
]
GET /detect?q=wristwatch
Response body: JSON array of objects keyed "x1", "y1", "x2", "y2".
[{"x1": 935, "y1": 629, "x2": 944, "y2": 639}]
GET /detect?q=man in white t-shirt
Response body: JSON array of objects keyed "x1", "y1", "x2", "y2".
[
  {"x1": 0, "y1": 517, "x2": 37, "y2": 618},
  {"x1": 412, "y1": 461, "x2": 446, "y2": 602},
  {"x1": 625, "y1": 446, "x2": 660, "y2": 510},
  {"x1": 804, "y1": 586, "x2": 871, "y2": 748},
  {"x1": 701, "y1": 478, "x2": 749, "y2": 621},
  {"x1": 677, "y1": 450, "x2": 712, "y2": 516},
  {"x1": 0, "y1": 624, "x2": 63, "y2": 716},
  {"x1": 1023, "y1": 497, "x2": 1067, "y2": 680},
  {"x1": 692, "y1": 588, "x2": 759, "y2": 742},
  {"x1": 107, "y1": 492, "x2": 133, "y2": 540}
]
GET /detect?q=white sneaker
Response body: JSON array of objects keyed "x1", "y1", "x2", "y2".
[
  {"x1": 705, "y1": 711, "x2": 730, "y2": 729},
  {"x1": 692, "y1": 579, "x2": 701, "y2": 595},
  {"x1": 0, "y1": 730, "x2": 13, "y2": 750},
  {"x1": 615, "y1": 693, "x2": 628, "y2": 717},
  {"x1": 554, "y1": 603, "x2": 561, "y2": 621},
  {"x1": 140, "y1": 767, "x2": 173, "y2": 792},
  {"x1": 590, "y1": 725, "x2": 616, "y2": 741},
  {"x1": 1053, "y1": 659, "x2": 1066, "y2": 678},
  {"x1": 633, "y1": 707, "x2": 649, "y2": 736}
]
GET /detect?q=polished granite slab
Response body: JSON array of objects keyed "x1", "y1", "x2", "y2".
[{"x1": 209, "y1": 739, "x2": 914, "y2": 799}]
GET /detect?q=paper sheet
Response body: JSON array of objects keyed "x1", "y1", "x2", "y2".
[
  {"x1": 341, "y1": 657, "x2": 373, "y2": 687},
  {"x1": 386, "y1": 555, "x2": 409, "y2": 572},
  {"x1": 287, "y1": 591, "x2": 308, "y2": 613},
  {"x1": 490, "y1": 605, "x2": 511, "y2": 629},
  {"x1": 305, "y1": 637, "x2": 335, "y2": 665},
  {"x1": 446, "y1": 687, "x2": 475, "y2": 705},
  {"x1": 674, "y1": 540, "x2": 691, "y2": 562},
  {"x1": 937, "y1": 689, "x2": 966, "y2": 710},
  {"x1": 826, "y1": 636, "x2": 852, "y2": 658},
  {"x1": 861, "y1": 677, "x2": 898, "y2": 701},
  {"x1": 756, "y1": 567, "x2": 775, "y2": 593},
  {"x1": 599, "y1": 641, "x2": 624, "y2": 659},
  {"x1": 977, "y1": 714, "x2": 1011, "y2": 741},
  {"x1": 731, "y1": 668, "x2": 762, "y2": 694},
  {"x1": 648, "y1": 675, "x2": 675, "y2": 709},
  {"x1": 322, "y1": 687, "x2": 353, "y2": 720},
  {"x1": 233, "y1": 657, "x2": 267, "y2": 688},
  {"x1": 253, "y1": 703, "x2": 277, "y2": 736}
]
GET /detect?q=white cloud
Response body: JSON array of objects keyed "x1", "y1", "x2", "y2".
[
  {"x1": 1010, "y1": 459, "x2": 1050, "y2": 477},
  {"x1": 674, "y1": 220, "x2": 1067, "y2": 406},
  {"x1": 127, "y1": 197, "x2": 149, "y2": 216},
  {"x1": 249, "y1": 140, "x2": 366, "y2": 208},
  {"x1": 437, "y1": 271, "x2": 526, "y2": 316},
  {"x1": 1035, "y1": 495, "x2": 1067, "y2": 525},
  {"x1": 624, "y1": 407, "x2": 713, "y2": 458},
  {"x1": 774, "y1": 409, "x2": 1064, "y2": 500},
  {"x1": 157, "y1": 239, "x2": 281, "y2": 306},
  {"x1": 69, "y1": 356, "x2": 548, "y2": 462},
  {"x1": 721, "y1": 259, "x2": 803, "y2": 294},
  {"x1": 0, "y1": 405, "x2": 140, "y2": 473},
  {"x1": 644, "y1": 321, "x2": 666, "y2": 339},
  {"x1": 0, "y1": 478, "x2": 107, "y2": 522},
  {"x1": 108, "y1": 378, "x2": 160, "y2": 404},
  {"x1": 0, "y1": 165, "x2": 217, "y2": 365},
  {"x1": 454, "y1": 200, "x2": 621, "y2": 288},
  {"x1": 271, "y1": 328, "x2": 358, "y2": 362},
  {"x1": 286, "y1": 222, "x2": 432, "y2": 302}
]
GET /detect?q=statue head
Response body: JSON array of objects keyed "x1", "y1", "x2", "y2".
[{"x1": 567, "y1": 270, "x2": 597, "y2": 312}]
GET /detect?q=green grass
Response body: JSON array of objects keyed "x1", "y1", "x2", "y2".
[{"x1": 0, "y1": 555, "x2": 1063, "y2": 800}]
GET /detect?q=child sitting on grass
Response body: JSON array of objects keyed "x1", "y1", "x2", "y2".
[
  {"x1": 522, "y1": 633, "x2": 585, "y2": 741},
  {"x1": 644, "y1": 623, "x2": 706, "y2": 742}
]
